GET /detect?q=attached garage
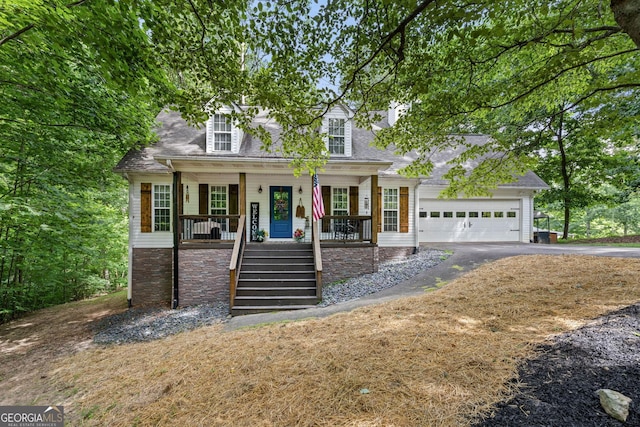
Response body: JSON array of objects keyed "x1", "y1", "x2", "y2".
[{"x1": 419, "y1": 198, "x2": 524, "y2": 243}]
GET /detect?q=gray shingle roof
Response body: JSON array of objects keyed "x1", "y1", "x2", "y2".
[{"x1": 114, "y1": 108, "x2": 548, "y2": 189}]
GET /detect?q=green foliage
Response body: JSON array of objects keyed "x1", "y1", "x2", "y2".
[
  {"x1": 0, "y1": 0, "x2": 170, "y2": 321},
  {"x1": 3, "y1": 0, "x2": 640, "y2": 319},
  {"x1": 139, "y1": 0, "x2": 640, "y2": 189}
]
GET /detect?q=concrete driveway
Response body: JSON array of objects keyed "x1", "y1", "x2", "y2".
[{"x1": 225, "y1": 242, "x2": 640, "y2": 330}]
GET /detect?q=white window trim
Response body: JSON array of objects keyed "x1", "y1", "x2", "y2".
[
  {"x1": 332, "y1": 187, "x2": 349, "y2": 215},
  {"x1": 328, "y1": 118, "x2": 346, "y2": 155},
  {"x1": 210, "y1": 185, "x2": 228, "y2": 215},
  {"x1": 153, "y1": 184, "x2": 172, "y2": 232},
  {"x1": 212, "y1": 114, "x2": 232, "y2": 152},
  {"x1": 210, "y1": 185, "x2": 229, "y2": 231},
  {"x1": 383, "y1": 187, "x2": 399, "y2": 232}
]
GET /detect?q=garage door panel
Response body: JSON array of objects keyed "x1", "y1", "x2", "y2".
[{"x1": 419, "y1": 199, "x2": 520, "y2": 242}]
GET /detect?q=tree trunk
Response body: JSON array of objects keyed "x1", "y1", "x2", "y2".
[
  {"x1": 611, "y1": 0, "x2": 640, "y2": 48},
  {"x1": 556, "y1": 111, "x2": 572, "y2": 240}
]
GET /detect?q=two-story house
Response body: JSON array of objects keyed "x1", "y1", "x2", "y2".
[{"x1": 114, "y1": 105, "x2": 548, "y2": 314}]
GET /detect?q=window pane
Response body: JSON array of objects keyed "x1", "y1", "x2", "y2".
[
  {"x1": 419, "y1": 212, "x2": 427, "y2": 218},
  {"x1": 456, "y1": 212, "x2": 466, "y2": 218},
  {"x1": 507, "y1": 211, "x2": 517, "y2": 218},
  {"x1": 383, "y1": 188, "x2": 398, "y2": 209},
  {"x1": 210, "y1": 186, "x2": 227, "y2": 215},
  {"x1": 328, "y1": 118, "x2": 345, "y2": 154},
  {"x1": 482, "y1": 211, "x2": 491, "y2": 218},
  {"x1": 153, "y1": 185, "x2": 171, "y2": 231},
  {"x1": 430, "y1": 211, "x2": 440, "y2": 218},
  {"x1": 443, "y1": 211, "x2": 453, "y2": 218},
  {"x1": 214, "y1": 133, "x2": 231, "y2": 151},
  {"x1": 494, "y1": 211, "x2": 504, "y2": 218},
  {"x1": 332, "y1": 187, "x2": 348, "y2": 214},
  {"x1": 213, "y1": 114, "x2": 232, "y2": 150},
  {"x1": 383, "y1": 211, "x2": 398, "y2": 231},
  {"x1": 469, "y1": 211, "x2": 479, "y2": 218},
  {"x1": 273, "y1": 189, "x2": 289, "y2": 221},
  {"x1": 383, "y1": 188, "x2": 398, "y2": 231},
  {"x1": 213, "y1": 114, "x2": 231, "y2": 131}
]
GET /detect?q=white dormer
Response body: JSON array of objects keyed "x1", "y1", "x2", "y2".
[
  {"x1": 322, "y1": 105, "x2": 353, "y2": 157},
  {"x1": 206, "y1": 106, "x2": 243, "y2": 154},
  {"x1": 387, "y1": 102, "x2": 408, "y2": 126}
]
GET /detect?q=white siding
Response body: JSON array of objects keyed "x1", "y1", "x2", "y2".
[
  {"x1": 182, "y1": 174, "x2": 240, "y2": 215},
  {"x1": 377, "y1": 178, "x2": 417, "y2": 248},
  {"x1": 522, "y1": 195, "x2": 534, "y2": 242},
  {"x1": 129, "y1": 175, "x2": 174, "y2": 249},
  {"x1": 244, "y1": 173, "x2": 309, "y2": 241}
]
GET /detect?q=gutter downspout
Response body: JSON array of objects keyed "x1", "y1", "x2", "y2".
[
  {"x1": 172, "y1": 171, "x2": 180, "y2": 309},
  {"x1": 127, "y1": 175, "x2": 133, "y2": 308}
]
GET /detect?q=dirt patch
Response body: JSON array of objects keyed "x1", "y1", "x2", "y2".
[{"x1": 0, "y1": 290, "x2": 128, "y2": 405}]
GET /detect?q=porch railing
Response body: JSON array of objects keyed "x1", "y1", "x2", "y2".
[
  {"x1": 229, "y1": 215, "x2": 246, "y2": 310},
  {"x1": 179, "y1": 215, "x2": 241, "y2": 242},
  {"x1": 317, "y1": 215, "x2": 372, "y2": 242},
  {"x1": 312, "y1": 220, "x2": 323, "y2": 301}
]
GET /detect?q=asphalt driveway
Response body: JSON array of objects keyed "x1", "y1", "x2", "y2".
[{"x1": 225, "y1": 242, "x2": 640, "y2": 330}]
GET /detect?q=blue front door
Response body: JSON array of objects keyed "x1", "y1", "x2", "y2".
[{"x1": 270, "y1": 186, "x2": 292, "y2": 238}]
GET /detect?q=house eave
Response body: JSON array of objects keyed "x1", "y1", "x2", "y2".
[{"x1": 152, "y1": 155, "x2": 393, "y2": 176}]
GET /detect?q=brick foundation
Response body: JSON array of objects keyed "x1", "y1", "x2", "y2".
[
  {"x1": 178, "y1": 248, "x2": 232, "y2": 306},
  {"x1": 132, "y1": 248, "x2": 173, "y2": 306},
  {"x1": 378, "y1": 247, "x2": 415, "y2": 264},
  {"x1": 321, "y1": 245, "x2": 379, "y2": 284}
]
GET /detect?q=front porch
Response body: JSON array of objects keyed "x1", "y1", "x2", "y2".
[
  {"x1": 170, "y1": 170, "x2": 383, "y2": 313},
  {"x1": 177, "y1": 214, "x2": 375, "y2": 245}
]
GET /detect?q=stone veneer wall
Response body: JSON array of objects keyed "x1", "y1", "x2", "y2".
[
  {"x1": 178, "y1": 248, "x2": 232, "y2": 306},
  {"x1": 378, "y1": 247, "x2": 415, "y2": 264},
  {"x1": 132, "y1": 248, "x2": 173, "y2": 306},
  {"x1": 321, "y1": 245, "x2": 379, "y2": 285}
]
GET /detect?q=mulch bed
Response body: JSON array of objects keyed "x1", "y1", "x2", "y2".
[{"x1": 474, "y1": 303, "x2": 639, "y2": 426}]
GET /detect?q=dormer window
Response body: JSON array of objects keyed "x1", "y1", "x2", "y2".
[
  {"x1": 328, "y1": 118, "x2": 345, "y2": 155},
  {"x1": 212, "y1": 114, "x2": 232, "y2": 151}
]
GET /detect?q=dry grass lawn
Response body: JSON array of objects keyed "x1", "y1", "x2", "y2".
[{"x1": 2, "y1": 255, "x2": 640, "y2": 426}]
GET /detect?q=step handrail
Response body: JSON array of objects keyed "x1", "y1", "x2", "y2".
[
  {"x1": 312, "y1": 220, "x2": 323, "y2": 300},
  {"x1": 229, "y1": 215, "x2": 246, "y2": 311}
]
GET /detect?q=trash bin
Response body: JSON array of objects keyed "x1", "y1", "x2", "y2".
[{"x1": 537, "y1": 231, "x2": 550, "y2": 244}]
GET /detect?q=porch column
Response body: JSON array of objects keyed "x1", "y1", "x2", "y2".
[
  {"x1": 239, "y1": 173, "x2": 246, "y2": 216},
  {"x1": 172, "y1": 171, "x2": 181, "y2": 308},
  {"x1": 371, "y1": 174, "x2": 378, "y2": 245}
]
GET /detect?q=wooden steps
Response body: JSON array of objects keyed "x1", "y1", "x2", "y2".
[{"x1": 231, "y1": 243, "x2": 318, "y2": 316}]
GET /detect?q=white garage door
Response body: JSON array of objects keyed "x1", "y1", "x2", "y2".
[{"x1": 419, "y1": 199, "x2": 521, "y2": 242}]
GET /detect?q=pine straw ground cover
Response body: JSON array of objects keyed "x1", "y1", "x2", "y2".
[{"x1": 48, "y1": 255, "x2": 640, "y2": 426}]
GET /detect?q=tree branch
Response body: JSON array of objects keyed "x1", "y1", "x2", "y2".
[
  {"x1": 0, "y1": 117, "x2": 102, "y2": 133},
  {"x1": 313, "y1": 0, "x2": 437, "y2": 122},
  {"x1": 0, "y1": 0, "x2": 92, "y2": 48},
  {"x1": 0, "y1": 24, "x2": 35, "y2": 48}
]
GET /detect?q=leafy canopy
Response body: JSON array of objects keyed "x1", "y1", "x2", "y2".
[{"x1": 142, "y1": 0, "x2": 640, "y2": 191}]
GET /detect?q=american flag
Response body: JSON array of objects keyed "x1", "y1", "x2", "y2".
[{"x1": 312, "y1": 172, "x2": 325, "y2": 222}]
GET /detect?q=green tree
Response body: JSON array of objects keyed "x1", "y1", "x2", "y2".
[
  {"x1": 0, "y1": 0, "x2": 169, "y2": 320},
  {"x1": 140, "y1": 1, "x2": 640, "y2": 183}
]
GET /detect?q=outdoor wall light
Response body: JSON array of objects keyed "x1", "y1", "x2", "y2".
[
  {"x1": 258, "y1": 185, "x2": 263, "y2": 193},
  {"x1": 364, "y1": 196, "x2": 370, "y2": 210},
  {"x1": 298, "y1": 186, "x2": 303, "y2": 194}
]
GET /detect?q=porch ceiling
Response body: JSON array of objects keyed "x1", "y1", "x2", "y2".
[{"x1": 155, "y1": 156, "x2": 393, "y2": 176}]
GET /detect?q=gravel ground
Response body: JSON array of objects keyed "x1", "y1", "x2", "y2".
[{"x1": 92, "y1": 248, "x2": 449, "y2": 344}]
